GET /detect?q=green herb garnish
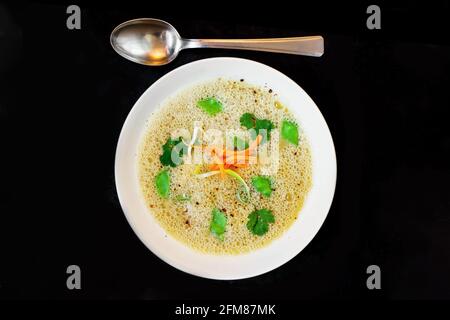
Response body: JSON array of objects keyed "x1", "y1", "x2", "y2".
[
  {"x1": 246, "y1": 209, "x2": 275, "y2": 236},
  {"x1": 240, "y1": 113, "x2": 275, "y2": 143},
  {"x1": 251, "y1": 176, "x2": 273, "y2": 197},
  {"x1": 159, "y1": 137, "x2": 187, "y2": 167},
  {"x1": 210, "y1": 208, "x2": 227, "y2": 240},
  {"x1": 155, "y1": 169, "x2": 170, "y2": 198},
  {"x1": 253, "y1": 119, "x2": 275, "y2": 143},
  {"x1": 197, "y1": 97, "x2": 223, "y2": 116},
  {"x1": 281, "y1": 120, "x2": 299, "y2": 146},
  {"x1": 240, "y1": 113, "x2": 256, "y2": 129}
]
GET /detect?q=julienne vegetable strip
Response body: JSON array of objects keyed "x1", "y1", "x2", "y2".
[
  {"x1": 195, "y1": 169, "x2": 250, "y2": 203},
  {"x1": 192, "y1": 136, "x2": 262, "y2": 203},
  {"x1": 196, "y1": 170, "x2": 220, "y2": 179},
  {"x1": 224, "y1": 169, "x2": 250, "y2": 203},
  {"x1": 184, "y1": 125, "x2": 201, "y2": 159},
  {"x1": 220, "y1": 134, "x2": 262, "y2": 168},
  {"x1": 193, "y1": 134, "x2": 262, "y2": 170},
  {"x1": 193, "y1": 164, "x2": 202, "y2": 175},
  {"x1": 158, "y1": 133, "x2": 263, "y2": 202},
  {"x1": 214, "y1": 153, "x2": 226, "y2": 179},
  {"x1": 233, "y1": 134, "x2": 263, "y2": 158}
]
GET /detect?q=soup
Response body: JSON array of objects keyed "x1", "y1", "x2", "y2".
[{"x1": 138, "y1": 79, "x2": 312, "y2": 254}]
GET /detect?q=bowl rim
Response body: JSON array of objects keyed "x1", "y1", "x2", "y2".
[{"x1": 115, "y1": 57, "x2": 337, "y2": 280}]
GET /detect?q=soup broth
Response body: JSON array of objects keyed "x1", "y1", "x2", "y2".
[{"x1": 138, "y1": 79, "x2": 312, "y2": 254}]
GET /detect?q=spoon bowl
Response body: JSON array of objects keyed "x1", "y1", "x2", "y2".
[{"x1": 110, "y1": 18, "x2": 182, "y2": 66}]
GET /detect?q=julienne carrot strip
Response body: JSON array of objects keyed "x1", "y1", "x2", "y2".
[
  {"x1": 210, "y1": 164, "x2": 229, "y2": 171},
  {"x1": 210, "y1": 161, "x2": 252, "y2": 171},
  {"x1": 218, "y1": 164, "x2": 225, "y2": 178},
  {"x1": 219, "y1": 135, "x2": 263, "y2": 157},
  {"x1": 194, "y1": 135, "x2": 262, "y2": 175},
  {"x1": 193, "y1": 134, "x2": 261, "y2": 205},
  {"x1": 250, "y1": 134, "x2": 263, "y2": 149},
  {"x1": 212, "y1": 153, "x2": 225, "y2": 179},
  {"x1": 236, "y1": 134, "x2": 262, "y2": 157},
  {"x1": 224, "y1": 135, "x2": 262, "y2": 165}
]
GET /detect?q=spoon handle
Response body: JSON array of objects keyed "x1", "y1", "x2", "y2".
[{"x1": 182, "y1": 36, "x2": 324, "y2": 57}]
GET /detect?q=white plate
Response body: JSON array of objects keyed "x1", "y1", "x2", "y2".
[{"x1": 115, "y1": 57, "x2": 336, "y2": 280}]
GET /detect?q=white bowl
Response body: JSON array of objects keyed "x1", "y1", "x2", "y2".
[{"x1": 115, "y1": 57, "x2": 336, "y2": 280}]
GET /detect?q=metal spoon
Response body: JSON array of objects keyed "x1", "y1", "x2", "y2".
[{"x1": 110, "y1": 18, "x2": 324, "y2": 66}]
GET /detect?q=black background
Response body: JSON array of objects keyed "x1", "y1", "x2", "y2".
[{"x1": 1, "y1": 1, "x2": 449, "y2": 302}]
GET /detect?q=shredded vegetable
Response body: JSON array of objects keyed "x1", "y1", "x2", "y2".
[
  {"x1": 184, "y1": 126, "x2": 201, "y2": 159},
  {"x1": 192, "y1": 135, "x2": 262, "y2": 203},
  {"x1": 196, "y1": 170, "x2": 221, "y2": 179},
  {"x1": 225, "y1": 169, "x2": 250, "y2": 203}
]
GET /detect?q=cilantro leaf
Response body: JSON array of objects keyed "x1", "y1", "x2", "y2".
[
  {"x1": 241, "y1": 113, "x2": 275, "y2": 143},
  {"x1": 197, "y1": 97, "x2": 223, "y2": 116},
  {"x1": 210, "y1": 208, "x2": 227, "y2": 241},
  {"x1": 251, "y1": 176, "x2": 273, "y2": 197},
  {"x1": 240, "y1": 113, "x2": 256, "y2": 129},
  {"x1": 281, "y1": 120, "x2": 299, "y2": 146},
  {"x1": 257, "y1": 209, "x2": 275, "y2": 223},
  {"x1": 155, "y1": 169, "x2": 170, "y2": 198},
  {"x1": 252, "y1": 218, "x2": 269, "y2": 235},
  {"x1": 256, "y1": 119, "x2": 275, "y2": 132},
  {"x1": 247, "y1": 211, "x2": 257, "y2": 230},
  {"x1": 246, "y1": 209, "x2": 275, "y2": 236},
  {"x1": 254, "y1": 119, "x2": 275, "y2": 143},
  {"x1": 159, "y1": 137, "x2": 187, "y2": 167}
]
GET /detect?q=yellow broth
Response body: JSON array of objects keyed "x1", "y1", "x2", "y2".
[{"x1": 138, "y1": 79, "x2": 312, "y2": 254}]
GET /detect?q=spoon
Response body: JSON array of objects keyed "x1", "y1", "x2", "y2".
[{"x1": 110, "y1": 18, "x2": 324, "y2": 66}]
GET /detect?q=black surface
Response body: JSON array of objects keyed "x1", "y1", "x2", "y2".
[{"x1": 1, "y1": 2, "x2": 449, "y2": 301}]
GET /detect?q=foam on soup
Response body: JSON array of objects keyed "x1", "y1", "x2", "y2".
[{"x1": 138, "y1": 79, "x2": 312, "y2": 254}]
